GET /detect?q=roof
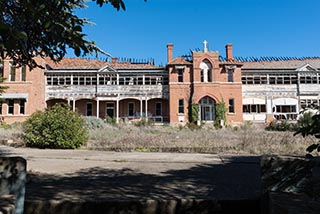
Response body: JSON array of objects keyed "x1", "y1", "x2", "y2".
[
  {"x1": 240, "y1": 58, "x2": 320, "y2": 70},
  {"x1": 45, "y1": 58, "x2": 163, "y2": 70},
  {"x1": 168, "y1": 56, "x2": 192, "y2": 65}
]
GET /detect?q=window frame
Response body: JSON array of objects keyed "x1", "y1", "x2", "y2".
[
  {"x1": 86, "y1": 102, "x2": 93, "y2": 116},
  {"x1": 155, "y1": 102, "x2": 162, "y2": 116},
  {"x1": 227, "y1": 69, "x2": 234, "y2": 83},
  {"x1": 177, "y1": 69, "x2": 184, "y2": 83},
  {"x1": 8, "y1": 99, "x2": 14, "y2": 115},
  {"x1": 228, "y1": 98, "x2": 235, "y2": 113},
  {"x1": 19, "y1": 100, "x2": 25, "y2": 115},
  {"x1": 9, "y1": 62, "x2": 16, "y2": 82},
  {"x1": 178, "y1": 99, "x2": 184, "y2": 114},
  {"x1": 128, "y1": 102, "x2": 134, "y2": 117}
]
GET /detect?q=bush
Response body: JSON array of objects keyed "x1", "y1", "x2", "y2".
[
  {"x1": 23, "y1": 104, "x2": 88, "y2": 149},
  {"x1": 134, "y1": 118, "x2": 154, "y2": 127},
  {"x1": 105, "y1": 116, "x2": 117, "y2": 125},
  {"x1": 265, "y1": 120, "x2": 297, "y2": 132},
  {"x1": 84, "y1": 116, "x2": 105, "y2": 129}
]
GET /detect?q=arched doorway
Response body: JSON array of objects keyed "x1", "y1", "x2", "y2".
[{"x1": 199, "y1": 96, "x2": 216, "y2": 121}]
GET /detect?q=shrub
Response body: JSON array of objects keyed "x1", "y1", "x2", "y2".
[
  {"x1": 215, "y1": 100, "x2": 227, "y2": 128},
  {"x1": 105, "y1": 116, "x2": 117, "y2": 125},
  {"x1": 134, "y1": 117, "x2": 154, "y2": 127},
  {"x1": 265, "y1": 120, "x2": 296, "y2": 132},
  {"x1": 84, "y1": 116, "x2": 105, "y2": 129},
  {"x1": 295, "y1": 108, "x2": 320, "y2": 157},
  {"x1": 23, "y1": 104, "x2": 88, "y2": 149}
]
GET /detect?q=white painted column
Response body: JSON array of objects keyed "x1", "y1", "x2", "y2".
[
  {"x1": 145, "y1": 97, "x2": 148, "y2": 122},
  {"x1": 140, "y1": 98, "x2": 143, "y2": 119},
  {"x1": 96, "y1": 99, "x2": 99, "y2": 118},
  {"x1": 72, "y1": 99, "x2": 76, "y2": 112},
  {"x1": 116, "y1": 98, "x2": 119, "y2": 123}
]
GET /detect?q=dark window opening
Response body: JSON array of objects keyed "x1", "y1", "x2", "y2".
[
  {"x1": 178, "y1": 99, "x2": 184, "y2": 113},
  {"x1": 228, "y1": 99, "x2": 235, "y2": 113}
]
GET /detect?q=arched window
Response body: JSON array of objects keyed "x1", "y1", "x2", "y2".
[
  {"x1": 200, "y1": 60, "x2": 212, "y2": 82},
  {"x1": 199, "y1": 96, "x2": 216, "y2": 121}
]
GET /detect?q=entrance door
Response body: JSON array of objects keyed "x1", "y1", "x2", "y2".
[
  {"x1": 105, "y1": 103, "x2": 115, "y2": 118},
  {"x1": 199, "y1": 96, "x2": 216, "y2": 121}
]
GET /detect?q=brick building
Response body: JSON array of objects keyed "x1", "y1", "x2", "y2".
[{"x1": 1, "y1": 41, "x2": 320, "y2": 125}]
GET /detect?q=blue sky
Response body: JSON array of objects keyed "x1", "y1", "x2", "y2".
[{"x1": 68, "y1": 0, "x2": 320, "y2": 65}]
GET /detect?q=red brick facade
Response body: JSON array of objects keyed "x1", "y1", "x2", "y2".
[
  {"x1": 2, "y1": 42, "x2": 318, "y2": 125},
  {"x1": 167, "y1": 44, "x2": 243, "y2": 125}
]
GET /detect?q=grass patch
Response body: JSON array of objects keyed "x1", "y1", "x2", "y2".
[
  {"x1": 0, "y1": 122, "x2": 314, "y2": 156},
  {"x1": 85, "y1": 123, "x2": 314, "y2": 156}
]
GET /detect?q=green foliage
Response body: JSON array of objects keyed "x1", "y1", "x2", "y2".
[
  {"x1": 0, "y1": 122, "x2": 11, "y2": 129},
  {"x1": 0, "y1": 0, "x2": 146, "y2": 69},
  {"x1": 84, "y1": 116, "x2": 105, "y2": 129},
  {"x1": 265, "y1": 120, "x2": 297, "y2": 132},
  {"x1": 23, "y1": 104, "x2": 88, "y2": 149},
  {"x1": 134, "y1": 118, "x2": 154, "y2": 127},
  {"x1": 188, "y1": 103, "x2": 199, "y2": 124},
  {"x1": 295, "y1": 108, "x2": 320, "y2": 157},
  {"x1": 105, "y1": 116, "x2": 117, "y2": 125},
  {"x1": 215, "y1": 100, "x2": 227, "y2": 128}
]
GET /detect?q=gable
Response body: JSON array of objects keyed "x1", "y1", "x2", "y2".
[
  {"x1": 295, "y1": 63, "x2": 318, "y2": 72},
  {"x1": 98, "y1": 64, "x2": 117, "y2": 73}
]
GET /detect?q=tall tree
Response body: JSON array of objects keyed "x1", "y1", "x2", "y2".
[{"x1": 0, "y1": 0, "x2": 141, "y2": 69}]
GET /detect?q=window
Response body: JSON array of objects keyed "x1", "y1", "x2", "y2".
[
  {"x1": 9, "y1": 63, "x2": 16, "y2": 82},
  {"x1": 228, "y1": 99, "x2": 235, "y2": 113},
  {"x1": 19, "y1": 100, "x2": 25, "y2": 114},
  {"x1": 8, "y1": 100, "x2": 14, "y2": 114},
  {"x1": 275, "y1": 105, "x2": 296, "y2": 113},
  {"x1": 0, "y1": 61, "x2": 3, "y2": 78},
  {"x1": 21, "y1": 66, "x2": 26, "y2": 81},
  {"x1": 177, "y1": 69, "x2": 184, "y2": 82},
  {"x1": 300, "y1": 99, "x2": 319, "y2": 109},
  {"x1": 128, "y1": 102, "x2": 134, "y2": 117},
  {"x1": 156, "y1": 102, "x2": 162, "y2": 116},
  {"x1": 106, "y1": 103, "x2": 114, "y2": 118},
  {"x1": 79, "y1": 76, "x2": 85, "y2": 85},
  {"x1": 178, "y1": 99, "x2": 184, "y2": 114},
  {"x1": 228, "y1": 69, "x2": 234, "y2": 82},
  {"x1": 73, "y1": 76, "x2": 79, "y2": 85},
  {"x1": 243, "y1": 104, "x2": 267, "y2": 113},
  {"x1": 200, "y1": 60, "x2": 212, "y2": 82},
  {"x1": 86, "y1": 102, "x2": 93, "y2": 116},
  {"x1": 66, "y1": 77, "x2": 71, "y2": 85}
]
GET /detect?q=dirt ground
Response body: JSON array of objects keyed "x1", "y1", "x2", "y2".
[{"x1": 0, "y1": 145, "x2": 261, "y2": 202}]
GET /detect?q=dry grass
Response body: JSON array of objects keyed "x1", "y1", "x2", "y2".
[
  {"x1": 85, "y1": 123, "x2": 316, "y2": 156},
  {"x1": 0, "y1": 122, "x2": 315, "y2": 155}
]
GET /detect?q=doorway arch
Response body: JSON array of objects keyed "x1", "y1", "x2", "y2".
[{"x1": 199, "y1": 96, "x2": 216, "y2": 121}]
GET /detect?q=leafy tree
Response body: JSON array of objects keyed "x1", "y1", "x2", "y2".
[
  {"x1": 295, "y1": 108, "x2": 320, "y2": 157},
  {"x1": 23, "y1": 103, "x2": 88, "y2": 149},
  {"x1": 0, "y1": 0, "x2": 145, "y2": 69}
]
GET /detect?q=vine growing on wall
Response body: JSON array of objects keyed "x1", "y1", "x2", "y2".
[{"x1": 215, "y1": 99, "x2": 227, "y2": 128}]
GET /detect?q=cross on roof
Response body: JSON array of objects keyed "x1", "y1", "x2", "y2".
[{"x1": 203, "y1": 40, "x2": 208, "y2": 52}]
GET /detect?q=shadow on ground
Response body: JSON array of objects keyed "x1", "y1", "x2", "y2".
[{"x1": 25, "y1": 155, "x2": 261, "y2": 214}]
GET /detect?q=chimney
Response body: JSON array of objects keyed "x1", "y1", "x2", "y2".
[
  {"x1": 225, "y1": 44, "x2": 233, "y2": 61},
  {"x1": 167, "y1": 43, "x2": 173, "y2": 63},
  {"x1": 112, "y1": 57, "x2": 118, "y2": 63}
]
